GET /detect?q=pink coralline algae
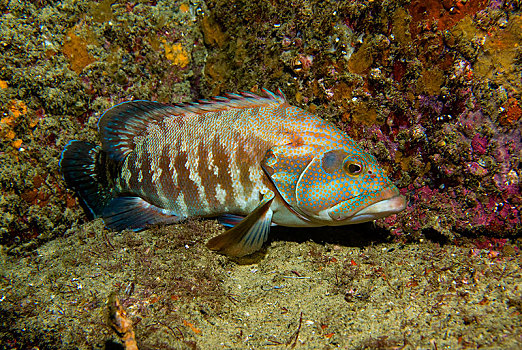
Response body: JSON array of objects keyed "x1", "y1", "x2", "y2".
[
  {"x1": 467, "y1": 162, "x2": 488, "y2": 177},
  {"x1": 382, "y1": 107, "x2": 521, "y2": 238},
  {"x1": 471, "y1": 135, "x2": 488, "y2": 155},
  {"x1": 370, "y1": 0, "x2": 522, "y2": 239}
]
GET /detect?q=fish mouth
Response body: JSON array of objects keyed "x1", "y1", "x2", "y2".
[{"x1": 326, "y1": 187, "x2": 406, "y2": 224}]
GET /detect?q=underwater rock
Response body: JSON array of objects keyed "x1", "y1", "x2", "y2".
[{"x1": 1, "y1": 0, "x2": 520, "y2": 250}]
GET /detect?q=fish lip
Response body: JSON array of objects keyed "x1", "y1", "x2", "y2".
[{"x1": 327, "y1": 187, "x2": 406, "y2": 222}]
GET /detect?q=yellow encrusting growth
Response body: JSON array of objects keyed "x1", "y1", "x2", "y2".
[
  {"x1": 179, "y1": 3, "x2": 189, "y2": 13},
  {"x1": 1, "y1": 100, "x2": 28, "y2": 150},
  {"x1": 62, "y1": 27, "x2": 96, "y2": 74},
  {"x1": 163, "y1": 40, "x2": 190, "y2": 68}
]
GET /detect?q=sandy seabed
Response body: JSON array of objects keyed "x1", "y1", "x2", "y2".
[{"x1": 1, "y1": 220, "x2": 520, "y2": 349}]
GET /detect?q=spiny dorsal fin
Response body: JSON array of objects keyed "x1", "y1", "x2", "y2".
[{"x1": 170, "y1": 89, "x2": 285, "y2": 114}]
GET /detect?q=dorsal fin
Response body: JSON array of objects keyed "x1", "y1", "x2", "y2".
[
  {"x1": 98, "y1": 89, "x2": 285, "y2": 162},
  {"x1": 170, "y1": 88, "x2": 285, "y2": 114},
  {"x1": 98, "y1": 100, "x2": 177, "y2": 162}
]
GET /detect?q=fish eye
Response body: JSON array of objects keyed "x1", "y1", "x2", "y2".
[{"x1": 343, "y1": 160, "x2": 363, "y2": 176}]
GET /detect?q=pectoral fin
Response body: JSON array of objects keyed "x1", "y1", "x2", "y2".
[{"x1": 207, "y1": 191, "x2": 275, "y2": 257}]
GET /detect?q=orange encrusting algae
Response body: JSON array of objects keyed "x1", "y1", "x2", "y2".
[
  {"x1": 62, "y1": 27, "x2": 96, "y2": 74},
  {"x1": 179, "y1": 3, "x2": 189, "y2": 13},
  {"x1": 183, "y1": 320, "x2": 202, "y2": 334},
  {"x1": 163, "y1": 40, "x2": 190, "y2": 68},
  {"x1": 1, "y1": 100, "x2": 28, "y2": 149}
]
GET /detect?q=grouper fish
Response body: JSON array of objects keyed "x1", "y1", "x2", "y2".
[{"x1": 60, "y1": 89, "x2": 406, "y2": 256}]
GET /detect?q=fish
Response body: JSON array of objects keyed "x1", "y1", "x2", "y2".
[{"x1": 59, "y1": 89, "x2": 406, "y2": 257}]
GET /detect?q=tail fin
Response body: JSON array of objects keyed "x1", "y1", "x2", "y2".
[{"x1": 59, "y1": 141, "x2": 114, "y2": 218}]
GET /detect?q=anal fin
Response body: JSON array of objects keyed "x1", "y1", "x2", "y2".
[
  {"x1": 207, "y1": 191, "x2": 275, "y2": 257},
  {"x1": 102, "y1": 197, "x2": 180, "y2": 231}
]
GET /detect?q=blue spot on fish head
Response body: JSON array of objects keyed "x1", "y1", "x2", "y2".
[{"x1": 295, "y1": 142, "x2": 405, "y2": 225}]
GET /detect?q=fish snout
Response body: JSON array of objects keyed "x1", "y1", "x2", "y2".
[{"x1": 326, "y1": 187, "x2": 406, "y2": 223}]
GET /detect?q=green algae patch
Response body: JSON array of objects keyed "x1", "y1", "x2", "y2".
[
  {"x1": 62, "y1": 27, "x2": 97, "y2": 74},
  {"x1": 391, "y1": 7, "x2": 412, "y2": 49},
  {"x1": 348, "y1": 39, "x2": 374, "y2": 75},
  {"x1": 200, "y1": 15, "x2": 227, "y2": 48},
  {"x1": 474, "y1": 14, "x2": 522, "y2": 90},
  {"x1": 349, "y1": 100, "x2": 380, "y2": 126},
  {"x1": 416, "y1": 67, "x2": 444, "y2": 96},
  {"x1": 90, "y1": 0, "x2": 115, "y2": 24}
]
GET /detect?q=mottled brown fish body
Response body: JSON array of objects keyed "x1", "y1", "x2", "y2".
[{"x1": 118, "y1": 102, "x2": 286, "y2": 219}]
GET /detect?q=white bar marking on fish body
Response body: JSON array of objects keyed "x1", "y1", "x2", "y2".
[
  {"x1": 187, "y1": 144, "x2": 210, "y2": 212},
  {"x1": 215, "y1": 183, "x2": 227, "y2": 206},
  {"x1": 175, "y1": 192, "x2": 189, "y2": 217}
]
